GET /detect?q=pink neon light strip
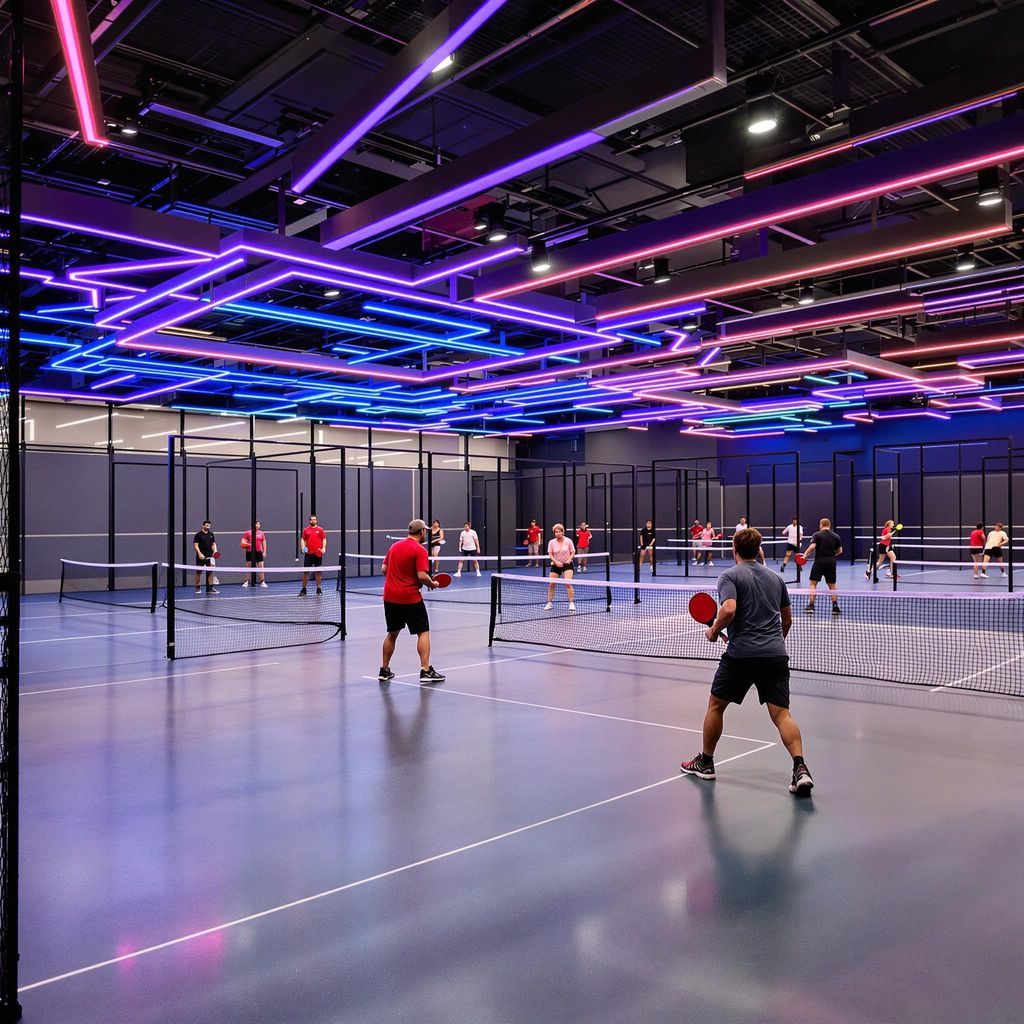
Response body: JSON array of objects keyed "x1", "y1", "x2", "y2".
[
  {"x1": 479, "y1": 143, "x2": 1024, "y2": 301},
  {"x1": 49, "y1": 0, "x2": 107, "y2": 146},
  {"x1": 718, "y1": 300, "x2": 922, "y2": 346},
  {"x1": 883, "y1": 330, "x2": 1024, "y2": 358},
  {"x1": 595, "y1": 225, "x2": 1001, "y2": 321}
]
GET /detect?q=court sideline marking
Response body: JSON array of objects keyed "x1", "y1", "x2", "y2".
[
  {"x1": 930, "y1": 650, "x2": 1024, "y2": 692},
  {"x1": 22, "y1": 661, "x2": 281, "y2": 696},
  {"x1": 18, "y1": 743, "x2": 774, "y2": 995}
]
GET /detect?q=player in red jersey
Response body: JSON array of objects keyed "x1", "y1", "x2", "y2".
[
  {"x1": 865, "y1": 519, "x2": 897, "y2": 581},
  {"x1": 378, "y1": 519, "x2": 445, "y2": 685},
  {"x1": 525, "y1": 519, "x2": 542, "y2": 566},
  {"x1": 576, "y1": 521, "x2": 593, "y2": 572},
  {"x1": 969, "y1": 522, "x2": 986, "y2": 579},
  {"x1": 299, "y1": 513, "x2": 327, "y2": 596}
]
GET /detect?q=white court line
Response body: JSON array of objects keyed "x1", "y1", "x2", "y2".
[
  {"x1": 362, "y1": 649, "x2": 772, "y2": 745},
  {"x1": 21, "y1": 661, "x2": 281, "y2": 696},
  {"x1": 929, "y1": 651, "x2": 1024, "y2": 692},
  {"x1": 19, "y1": 747, "x2": 774, "y2": 995}
]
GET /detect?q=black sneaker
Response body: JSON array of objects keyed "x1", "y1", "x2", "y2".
[
  {"x1": 316, "y1": 587, "x2": 323, "y2": 596},
  {"x1": 790, "y1": 763, "x2": 814, "y2": 795},
  {"x1": 419, "y1": 665, "x2": 446, "y2": 684},
  {"x1": 207, "y1": 587, "x2": 219, "y2": 595},
  {"x1": 803, "y1": 603, "x2": 815, "y2": 614},
  {"x1": 378, "y1": 666, "x2": 395, "y2": 683},
  {"x1": 832, "y1": 603, "x2": 841, "y2": 615},
  {"x1": 298, "y1": 588, "x2": 307, "y2": 596},
  {"x1": 680, "y1": 753, "x2": 715, "y2": 780}
]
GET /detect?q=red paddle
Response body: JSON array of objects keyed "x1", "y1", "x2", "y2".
[
  {"x1": 432, "y1": 572, "x2": 453, "y2": 589},
  {"x1": 794, "y1": 553, "x2": 807, "y2": 566},
  {"x1": 688, "y1": 592, "x2": 726, "y2": 641},
  {"x1": 213, "y1": 551, "x2": 222, "y2": 560}
]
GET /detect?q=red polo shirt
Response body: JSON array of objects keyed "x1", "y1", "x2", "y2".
[{"x1": 383, "y1": 537, "x2": 428, "y2": 604}]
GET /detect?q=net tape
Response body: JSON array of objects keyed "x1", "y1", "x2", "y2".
[{"x1": 490, "y1": 574, "x2": 1024, "y2": 695}]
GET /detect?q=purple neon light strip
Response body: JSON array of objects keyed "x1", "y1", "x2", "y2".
[
  {"x1": 69, "y1": 255, "x2": 210, "y2": 281},
  {"x1": 959, "y1": 349, "x2": 1024, "y2": 367},
  {"x1": 326, "y1": 131, "x2": 603, "y2": 250},
  {"x1": 23, "y1": 213, "x2": 215, "y2": 256},
  {"x1": 413, "y1": 241, "x2": 527, "y2": 284},
  {"x1": 293, "y1": 0, "x2": 510, "y2": 192}
]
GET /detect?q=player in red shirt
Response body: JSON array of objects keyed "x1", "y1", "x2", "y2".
[
  {"x1": 240, "y1": 519, "x2": 268, "y2": 587},
  {"x1": 689, "y1": 519, "x2": 703, "y2": 564},
  {"x1": 969, "y1": 522, "x2": 986, "y2": 579},
  {"x1": 526, "y1": 519, "x2": 542, "y2": 566},
  {"x1": 378, "y1": 519, "x2": 445, "y2": 685},
  {"x1": 576, "y1": 521, "x2": 593, "y2": 572},
  {"x1": 299, "y1": 513, "x2": 327, "y2": 596},
  {"x1": 864, "y1": 519, "x2": 897, "y2": 582}
]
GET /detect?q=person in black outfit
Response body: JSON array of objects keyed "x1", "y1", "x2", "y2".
[
  {"x1": 638, "y1": 520, "x2": 656, "y2": 573},
  {"x1": 193, "y1": 520, "x2": 219, "y2": 594},
  {"x1": 801, "y1": 517, "x2": 843, "y2": 615}
]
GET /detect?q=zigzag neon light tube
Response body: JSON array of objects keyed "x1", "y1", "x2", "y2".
[
  {"x1": 49, "y1": 0, "x2": 107, "y2": 146},
  {"x1": 291, "y1": 0, "x2": 510, "y2": 192}
]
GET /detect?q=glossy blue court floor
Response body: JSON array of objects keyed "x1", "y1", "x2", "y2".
[{"x1": 16, "y1": 590, "x2": 1024, "y2": 1024}]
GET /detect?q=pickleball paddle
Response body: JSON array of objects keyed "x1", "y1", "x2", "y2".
[
  {"x1": 432, "y1": 572, "x2": 453, "y2": 589},
  {"x1": 688, "y1": 592, "x2": 726, "y2": 641},
  {"x1": 213, "y1": 551, "x2": 222, "y2": 559},
  {"x1": 794, "y1": 553, "x2": 807, "y2": 566}
]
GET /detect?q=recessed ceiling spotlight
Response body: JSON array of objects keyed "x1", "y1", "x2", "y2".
[
  {"x1": 682, "y1": 313, "x2": 700, "y2": 330},
  {"x1": 746, "y1": 76, "x2": 778, "y2": 135},
  {"x1": 530, "y1": 240, "x2": 551, "y2": 274},
  {"x1": 323, "y1": 288, "x2": 341, "y2": 298},
  {"x1": 653, "y1": 257, "x2": 671, "y2": 284},
  {"x1": 120, "y1": 123, "x2": 138, "y2": 136},
  {"x1": 473, "y1": 206, "x2": 491, "y2": 232},
  {"x1": 954, "y1": 244, "x2": 977, "y2": 272},
  {"x1": 976, "y1": 166, "x2": 1003, "y2": 207},
  {"x1": 432, "y1": 53, "x2": 454, "y2": 73}
]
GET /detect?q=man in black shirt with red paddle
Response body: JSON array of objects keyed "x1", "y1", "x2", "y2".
[
  {"x1": 681, "y1": 528, "x2": 813, "y2": 796},
  {"x1": 802, "y1": 517, "x2": 843, "y2": 616}
]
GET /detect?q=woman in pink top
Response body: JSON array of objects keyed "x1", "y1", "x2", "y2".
[
  {"x1": 699, "y1": 521, "x2": 716, "y2": 566},
  {"x1": 544, "y1": 523, "x2": 576, "y2": 611}
]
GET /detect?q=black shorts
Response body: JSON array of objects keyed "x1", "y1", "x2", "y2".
[
  {"x1": 459, "y1": 549, "x2": 478, "y2": 557},
  {"x1": 384, "y1": 600, "x2": 429, "y2": 635},
  {"x1": 711, "y1": 654, "x2": 790, "y2": 708},
  {"x1": 786, "y1": 543, "x2": 799, "y2": 553},
  {"x1": 549, "y1": 561, "x2": 574, "y2": 576},
  {"x1": 809, "y1": 558, "x2": 837, "y2": 584},
  {"x1": 195, "y1": 556, "x2": 214, "y2": 567},
  {"x1": 244, "y1": 552, "x2": 265, "y2": 564},
  {"x1": 984, "y1": 547, "x2": 1004, "y2": 558},
  {"x1": 970, "y1": 547, "x2": 984, "y2": 556},
  {"x1": 303, "y1": 553, "x2": 323, "y2": 568}
]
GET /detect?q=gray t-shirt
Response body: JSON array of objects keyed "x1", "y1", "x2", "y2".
[{"x1": 717, "y1": 560, "x2": 790, "y2": 659}]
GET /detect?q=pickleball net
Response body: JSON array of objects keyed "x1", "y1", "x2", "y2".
[
  {"x1": 346, "y1": 550, "x2": 611, "y2": 604},
  {"x1": 163, "y1": 563, "x2": 345, "y2": 659},
  {"x1": 488, "y1": 574, "x2": 1024, "y2": 695},
  {"x1": 59, "y1": 559, "x2": 159, "y2": 612}
]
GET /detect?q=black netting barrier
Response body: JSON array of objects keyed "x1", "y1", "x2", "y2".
[
  {"x1": 490, "y1": 574, "x2": 1024, "y2": 696},
  {"x1": 164, "y1": 564, "x2": 345, "y2": 659},
  {"x1": 59, "y1": 559, "x2": 159, "y2": 613},
  {"x1": 0, "y1": 2, "x2": 21, "y2": 1015}
]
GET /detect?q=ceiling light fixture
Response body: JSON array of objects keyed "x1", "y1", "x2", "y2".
[
  {"x1": 797, "y1": 282, "x2": 815, "y2": 306},
  {"x1": 323, "y1": 288, "x2": 341, "y2": 298},
  {"x1": 976, "y1": 167, "x2": 1003, "y2": 207},
  {"x1": 746, "y1": 76, "x2": 778, "y2": 136},
  {"x1": 530, "y1": 240, "x2": 551, "y2": 274},
  {"x1": 682, "y1": 313, "x2": 700, "y2": 330},
  {"x1": 653, "y1": 257, "x2": 671, "y2": 284},
  {"x1": 955, "y1": 245, "x2": 977, "y2": 272},
  {"x1": 432, "y1": 53, "x2": 455, "y2": 73},
  {"x1": 120, "y1": 122, "x2": 139, "y2": 136}
]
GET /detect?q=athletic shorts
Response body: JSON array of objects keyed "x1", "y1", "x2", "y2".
[
  {"x1": 195, "y1": 557, "x2": 214, "y2": 567},
  {"x1": 244, "y1": 552, "x2": 265, "y2": 564},
  {"x1": 970, "y1": 547, "x2": 984, "y2": 556},
  {"x1": 459, "y1": 548, "x2": 478, "y2": 557},
  {"x1": 549, "y1": 561, "x2": 574, "y2": 576},
  {"x1": 303, "y1": 553, "x2": 323, "y2": 568},
  {"x1": 785, "y1": 543, "x2": 799, "y2": 553},
  {"x1": 809, "y1": 558, "x2": 837, "y2": 584},
  {"x1": 711, "y1": 653, "x2": 790, "y2": 708},
  {"x1": 384, "y1": 600, "x2": 429, "y2": 635},
  {"x1": 984, "y1": 547, "x2": 1004, "y2": 558}
]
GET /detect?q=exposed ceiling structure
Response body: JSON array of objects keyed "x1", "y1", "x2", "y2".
[{"x1": 10, "y1": 0, "x2": 1024, "y2": 438}]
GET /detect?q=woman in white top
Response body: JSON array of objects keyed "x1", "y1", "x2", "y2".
[
  {"x1": 456, "y1": 521, "x2": 481, "y2": 577},
  {"x1": 979, "y1": 522, "x2": 1009, "y2": 577},
  {"x1": 779, "y1": 518, "x2": 803, "y2": 572},
  {"x1": 544, "y1": 523, "x2": 576, "y2": 611}
]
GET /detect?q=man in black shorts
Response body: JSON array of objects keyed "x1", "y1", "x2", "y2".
[
  {"x1": 802, "y1": 517, "x2": 843, "y2": 615},
  {"x1": 680, "y1": 528, "x2": 813, "y2": 795},
  {"x1": 192, "y1": 520, "x2": 218, "y2": 595},
  {"x1": 378, "y1": 519, "x2": 445, "y2": 685}
]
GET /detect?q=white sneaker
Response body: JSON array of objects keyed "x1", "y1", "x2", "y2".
[
  {"x1": 543, "y1": 602, "x2": 552, "y2": 610},
  {"x1": 455, "y1": 570, "x2": 461, "y2": 577},
  {"x1": 476, "y1": 569, "x2": 481, "y2": 576},
  {"x1": 242, "y1": 580, "x2": 249, "y2": 587},
  {"x1": 260, "y1": 581, "x2": 268, "y2": 588},
  {"x1": 979, "y1": 570, "x2": 988, "y2": 578},
  {"x1": 569, "y1": 602, "x2": 576, "y2": 611}
]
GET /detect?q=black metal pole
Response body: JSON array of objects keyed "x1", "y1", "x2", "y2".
[
  {"x1": 310, "y1": 421, "x2": 318, "y2": 516},
  {"x1": 496, "y1": 456, "x2": 503, "y2": 574},
  {"x1": 675, "y1": 469, "x2": 683, "y2": 566},
  {"x1": 107, "y1": 404, "x2": 115, "y2": 590},
  {"x1": 919, "y1": 443, "x2": 925, "y2": 558},
  {"x1": 339, "y1": 446, "x2": 347, "y2": 578},
  {"x1": 250, "y1": 451, "x2": 258, "y2": 585},
  {"x1": 872, "y1": 445, "x2": 878, "y2": 570},
  {"x1": 1007, "y1": 444, "x2": 1015, "y2": 594},
  {"x1": 366, "y1": 428, "x2": 373, "y2": 554},
  {"x1": 167, "y1": 435, "x2": 176, "y2": 660},
  {"x1": 180, "y1": 430, "x2": 188, "y2": 589}
]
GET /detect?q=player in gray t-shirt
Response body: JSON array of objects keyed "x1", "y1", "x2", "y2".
[{"x1": 680, "y1": 528, "x2": 814, "y2": 796}]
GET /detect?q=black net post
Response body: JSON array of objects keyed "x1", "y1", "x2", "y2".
[
  {"x1": 488, "y1": 575, "x2": 499, "y2": 646},
  {"x1": 1008, "y1": 444, "x2": 1014, "y2": 595},
  {"x1": 0, "y1": 0, "x2": 23, "y2": 1010},
  {"x1": 167, "y1": 435, "x2": 177, "y2": 660}
]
